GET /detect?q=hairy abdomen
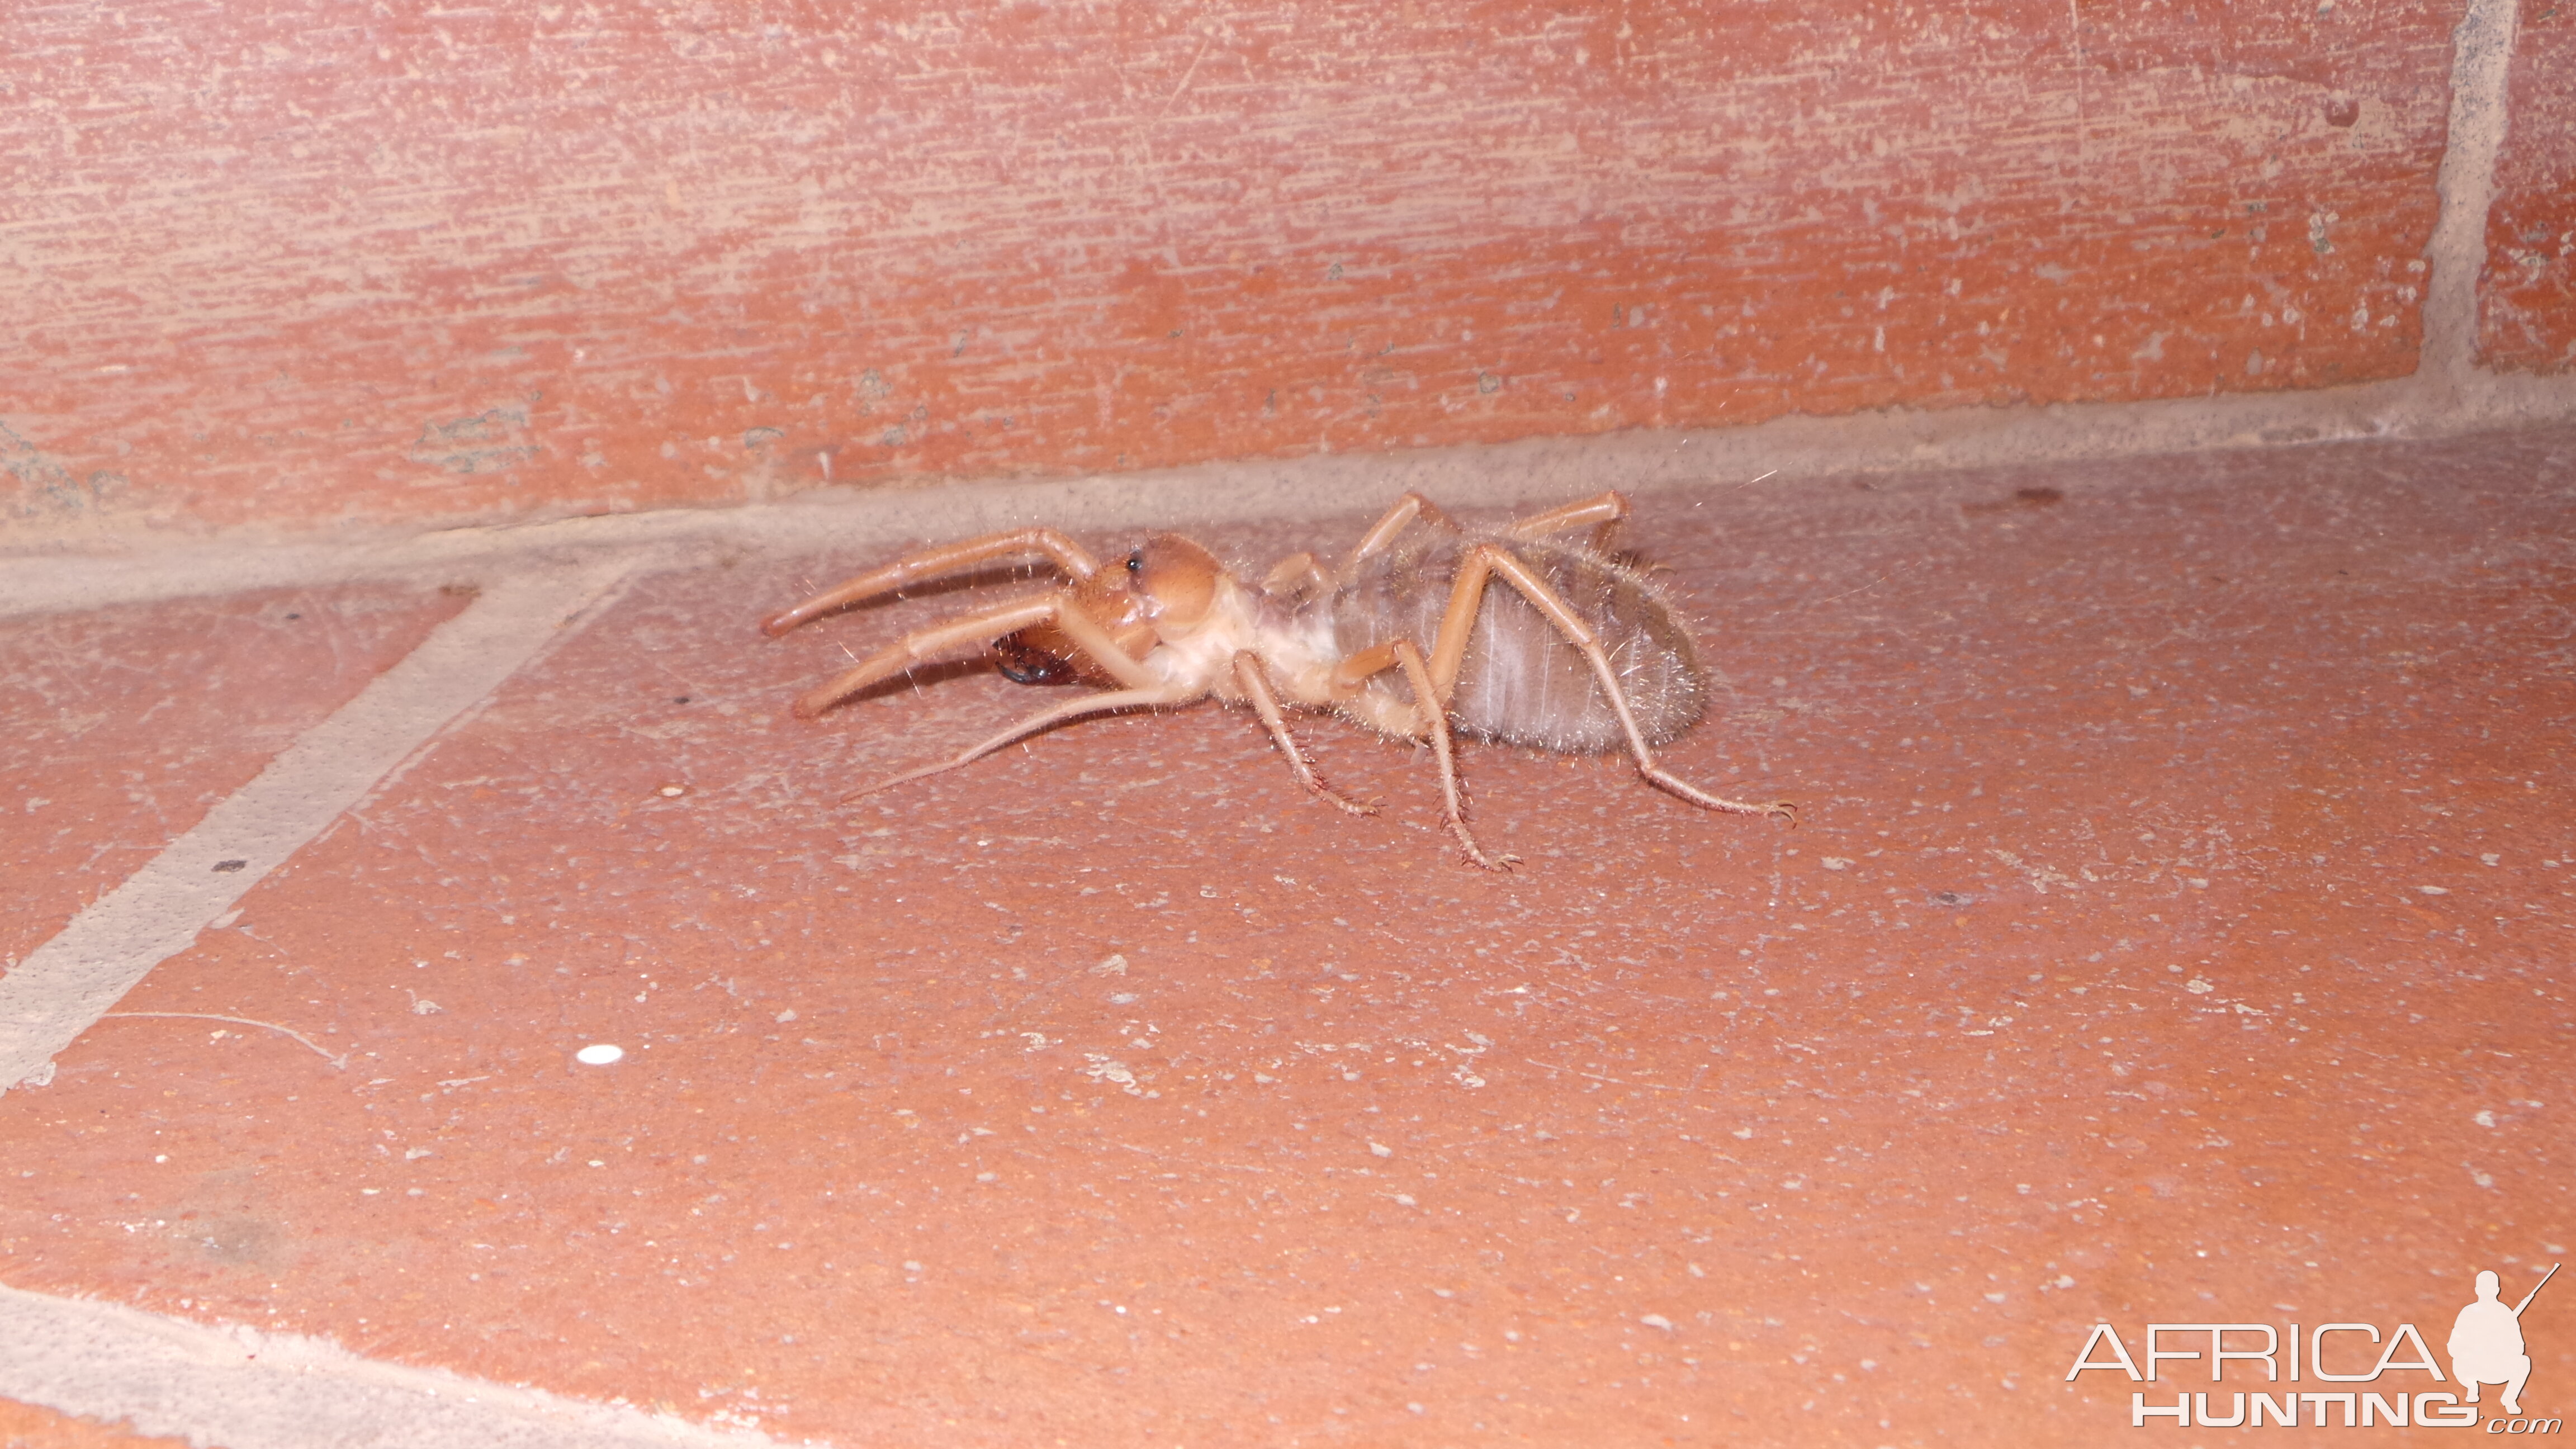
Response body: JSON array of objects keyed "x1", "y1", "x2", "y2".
[{"x1": 1330, "y1": 536, "x2": 1706, "y2": 752}]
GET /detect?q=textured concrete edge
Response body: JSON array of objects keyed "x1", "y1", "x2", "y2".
[
  {"x1": 0, "y1": 1282, "x2": 788, "y2": 1449},
  {"x1": 6, "y1": 371, "x2": 2576, "y2": 623},
  {"x1": 0, "y1": 560, "x2": 636, "y2": 1094}
]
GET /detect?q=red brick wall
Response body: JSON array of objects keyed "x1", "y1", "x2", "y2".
[
  {"x1": 2480, "y1": 2, "x2": 2575, "y2": 372},
  {"x1": 0, "y1": 0, "x2": 2531, "y2": 536}
]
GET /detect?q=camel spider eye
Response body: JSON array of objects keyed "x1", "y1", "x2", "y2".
[{"x1": 1125, "y1": 550, "x2": 1144, "y2": 576}]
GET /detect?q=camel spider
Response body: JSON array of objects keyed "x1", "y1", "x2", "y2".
[{"x1": 761, "y1": 490, "x2": 1793, "y2": 869}]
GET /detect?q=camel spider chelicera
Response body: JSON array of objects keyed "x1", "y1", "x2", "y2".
[{"x1": 761, "y1": 490, "x2": 1794, "y2": 869}]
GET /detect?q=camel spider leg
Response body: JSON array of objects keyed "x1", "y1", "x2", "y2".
[
  {"x1": 1329, "y1": 640, "x2": 1518, "y2": 870},
  {"x1": 1391, "y1": 638, "x2": 1518, "y2": 869},
  {"x1": 792, "y1": 589, "x2": 1161, "y2": 718},
  {"x1": 1424, "y1": 543, "x2": 1796, "y2": 823},
  {"x1": 845, "y1": 683, "x2": 1201, "y2": 802},
  {"x1": 1231, "y1": 652, "x2": 1375, "y2": 816},
  {"x1": 1258, "y1": 551, "x2": 1333, "y2": 600},
  {"x1": 1346, "y1": 492, "x2": 1453, "y2": 566},
  {"x1": 1343, "y1": 490, "x2": 1628, "y2": 571},
  {"x1": 763, "y1": 528, "x2": 1103, "y2": 638},
  {"x1": 1307, "y1": 490, "x2": 1647, "y2": 870},
  {"x1": 1503, "y1": 489, "x2": 1629, "y2": 555}
]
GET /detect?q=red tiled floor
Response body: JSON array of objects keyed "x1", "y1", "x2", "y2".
[
  {"x1": 3, "y1": 427, "x2": 2572, "y2": 1444},
  {"x1": 0, "y1": 586, "x2": 470, "y2": 971}
]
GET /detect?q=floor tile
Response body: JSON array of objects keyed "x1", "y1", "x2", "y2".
[
  {"x1": 0, "y1": 586, "x2": 470, "y2": 972},
  {"x1": 3, "y1": 427, "x2": 2570, "y2": 1445}
]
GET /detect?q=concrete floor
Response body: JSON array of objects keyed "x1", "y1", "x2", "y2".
[{"x1": 3, "y1": 424, "x2": 2571, "y2": 1446}]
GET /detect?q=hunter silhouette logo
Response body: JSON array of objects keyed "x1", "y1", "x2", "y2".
[
  {"x1": 2067, "y1": 1262, "x2": 2559, "y2": 1429},
  {"x1": 2454, "y1": 1263, "x2": 2555, "y2": 1417}
]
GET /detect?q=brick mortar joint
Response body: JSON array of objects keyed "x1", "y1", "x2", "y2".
[{"x1": 2421, "y1": 0, "x2": 2523, "y2": 395}]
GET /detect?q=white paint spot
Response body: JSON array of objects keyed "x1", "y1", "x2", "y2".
[
  {"x1": 575, "y1": 1044, "x2": 624, "y2": 1066},
  {"x1": 2417, "y1": 884, "x2": 2450, "y2": 895}
]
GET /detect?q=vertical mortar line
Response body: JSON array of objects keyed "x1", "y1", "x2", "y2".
[
  {"x1": 2421, "y1": 0, "x2": 2523, "y2": 402},
  {"x1": 0, "y1": 557, "x2": 637, "y2": 1093}
]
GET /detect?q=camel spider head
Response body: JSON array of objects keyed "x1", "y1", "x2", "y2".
[{"x1": 995, "y1": 533, "x2": 1227, "y2": 686}]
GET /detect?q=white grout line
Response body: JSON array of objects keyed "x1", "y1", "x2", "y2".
[
  {"x1": 0, "y1": 1282, "x2": 785, "y2": 1448},
  {"x1": 0, "y1": 559, "x2": 636, "y2": 1094},
  {"x1": 2423, "y1": 0, "x2": 2524, "y2": 392}
]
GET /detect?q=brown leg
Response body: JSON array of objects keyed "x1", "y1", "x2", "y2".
[
  {"x1": 763, "y1": 528, "x2": 1103, "y2": 638},
  {"x1": 845, "y1": 685, "x2": 1200, "y2": 802},
  {"x1": 1346, "y1": 493, "x2": 1453, "y2": 567},
  {"x1": 1259, "y1": 551, "x2": 1333, "y2": 600},
  {"x1": 1504, "y1": 489, "x2": 1629, "y2": 555},
  {"x1": 1324, "y1": 641, "x2": 1390, "y2": 694},
  {"x1": 1390, "y1": 640, "x2": 1517, "y2": 870},
  {"x1": 1330, "y1": 639, "x2": 1514, "y2": 869},
  {"x1": 1419, "y1": 546, "x2": 1502, "y2": 705},
  {"x1": 1232, "y1": 653, "x2": 1374, "y2": 816},
  {"x1": 1427, "y1": 543, "x2": 1794, "y2": 822},
  {"x1": 793, "y1": 589, "x2": 1161, "y2": 717}
]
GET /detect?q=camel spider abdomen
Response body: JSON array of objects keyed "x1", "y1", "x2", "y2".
[{"x1": 761, "y1": 491, "x2": 1793, "y2": 869}]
